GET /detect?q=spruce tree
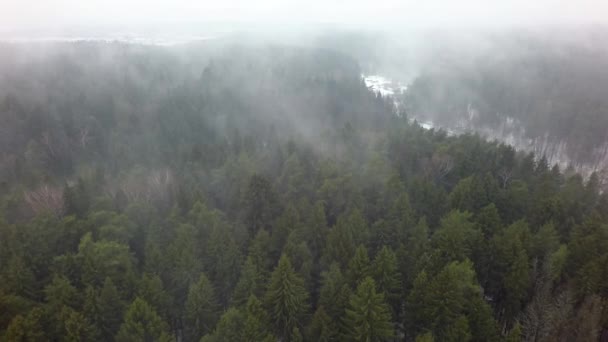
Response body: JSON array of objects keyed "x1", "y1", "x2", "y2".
[
  {"x1": 242, "y1": 295, "x2": 275, "y2": 342},
  {"x1": 307, "y1": 306, "x2": 339, "y2": 342},
  {"x1": 318, "y1": 263, "x2": 349, "y2": 321},
  {"x1": 184, "y1": 273, "x2": 220, "y2": 341},
  {"x1": 96, "y1": 277, "x2": 124, "y2": 341},
  {"x1": 265, "y1": 255, "x2": 309, "y2": 340},
  {"x1": 342, "y1": 277, "x2": 394, "y2": 341},
  {"x1": 232, "y1": 256, "x2": 264, "y2": 307},
  {"x1": 372, "y1": 246, "x2": 402, "y2": 317},
  {"x1": 115, "y1": 297, "x2": 172, "y2": 342},
  {"x1": 347, "y1": 245, "x2": 371, "y2": 288}
]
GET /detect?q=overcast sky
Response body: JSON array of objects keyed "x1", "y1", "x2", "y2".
[{"x1": 3, "y1": 0, "x2": 608, "y2": 32}]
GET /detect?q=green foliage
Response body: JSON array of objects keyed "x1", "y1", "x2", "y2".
[
  {"x1": 318, "y1": 263, "x2": 349, "y2": 321},
  {"x1": 58, "y1": 306, "x2": 100, "y2": 341},
  {"x1": 342, "y1": 277, "x2": 394, "y2": 341},
  {"x1": 44, "y1": 275, "x2": 79, "y2": 309},
  {"x1": 137, "y1": 273, "x2": 171, "y2": 321},
  {"x1": 231, "y1": 257, "x2": 265, "y2": 307},
  {"x1": 76, "y1": 233, "x2": 136, "y2": 291},
  {"x1": 242, "y1": 295, "x2": 275, "y2": 342},
  {"x1": 184, "y1": 273, "x2": 220, "y2": 341},
  {"x1": 115, "y1": 297, "x2": 173, "y2": 342},
  {"x1": 407, "y1": 260, "x2": 494, "y2": 341},
  {"x1": 0, "y1": 42, "x2": 606, "y2": 342},
  {"x1": 84, "y1": 278, "x2": 125, "y2": 341},
  {"x1": 372, "y1": 246, "x2": 402, "y2": 316},
  {"x1": 265, "y1": 255, "x2": 309, "y2": 340},
  {"x1": 244, "y1": 174, "x2": 280, "y2": 236},
  {"x1": 429, "y1": 211, "x2": 480, "y2": 270},
  {"x1": 347, "y1": 245, "x2": 371, "y2": 288},
  {"x1": 4, "y1": 307, "x2": 47, "y2": 342},
  {"x1": 306, "y1": 306, "x2": 338, "y2": 342},
  {"x1": 202, "y1": 308, "x2": 245, "y2": 342},
  {"x1": 415, "y1": 332, "x2": 435, "y2": 342}
]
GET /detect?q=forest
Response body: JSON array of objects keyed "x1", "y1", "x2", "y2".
[
  {"x1": 400, "y1": 31, "x2": 608, "y2": 171},
  {"x1": 1, "y1": 41, "x2": 608, "y2": 342}
]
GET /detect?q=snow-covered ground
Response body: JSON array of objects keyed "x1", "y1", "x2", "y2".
[
  {"x1": 363, "y1": 74, "x2": 606, "y2": 176},
  {"x1": 363, "y1": 74, "x2": 437, "y2": 131},
  {"x1": 363, "y1": 74, "x2": 407, "y2": 97}
]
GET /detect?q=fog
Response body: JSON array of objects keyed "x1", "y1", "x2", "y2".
[
  {"x1": 3, "y1": 0, "x2": 608, "y2": 34},
  {"x1": 4, "y1": 1, "x2": 608, "y2": 341}
]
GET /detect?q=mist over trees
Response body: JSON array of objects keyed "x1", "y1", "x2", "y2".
[
  {"x1": 0, "y1": 38, "x2": 607, "y2": 342},
  {"x1": 398, "y1": 31, "x2": 608, "y2": 172}
]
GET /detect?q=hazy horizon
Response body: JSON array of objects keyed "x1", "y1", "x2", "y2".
[{"x1": 3, "y1": 0, "x2": 608, "y2": 36}]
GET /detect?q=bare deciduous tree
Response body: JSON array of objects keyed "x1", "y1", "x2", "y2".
[
  {"x1": 498, "y1": 168, "x2": 513, "y2": 188},
  {"x1": 23, "y1": 185, "x2": 64, "y2": 217}
]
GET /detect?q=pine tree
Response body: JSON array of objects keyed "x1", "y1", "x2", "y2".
[
  {"x1": 372, "y1": 246, "x2": 402, "y2": 317},
  {"x1": 115, "y1": 297, "x2": 173, "y2": 342},
  {"x1": 247, "y1": 229, "x2": 274, "y2": 279},
  {"x1": 399, "y1": 218, "x2": 430, "y2": 291},
  {"x1": 184, "y1": 273, "x2": 220, "y2": 341},
  {"x1": 244, "y1": 174, "x2": 280, "y2": 236},
  {"x1": 283, "y1": 231, "x2": 314, "y2": 291},
  {"x1": 204, "y1": 222, "x2": 243, "y2": 304},
  {"x1": 505, "y1": 322, "x2": 522, "y2": 342},
  {"x1": 242, "y1": 295, "x2": 275, "y2": 342},
  {"x1": 307, "y1": 306, "x2": 339, "y2": 342},
  {"x1": 44, "y1": 275, "x2": 79, "y2": 310},
  {"x1": 467, "y1": 296, "x2": 499, "y2": 342},
  {"x1": 443, "y1": 315, "x2": 472, "y2": 342},
  {"x1": 94, "y1": 277, "x2": 124, "y2": 341},
  {"x1": 290, "y1": 326, "x2": 304, "y2": 342},
  {"x1": 415, "y1": 332, "x2": 435, "y2": 342},
  {"x1": 407, "y1": 260, "x2": 488, "y2": 341},
  {"x1": 137, "y1": 273, "x2": 170, "y2": 322},
  {"x1": 306, "y1": 201, "x2": 329, "y2": 259},
  {"x1": 265, "y1": 255, "x2": 309, "y2": 340},
  {"x1": 318, "y1": 262, "x2": 349, "y2": 321},
  {"x1": 59, "y1": 306, "x2": 99, "y2": 341},
  {"x1": 347, "y1": 245, "x2": 371, "y2": 288},
  {"x1": 342, "y1": 277, "x2": 394, "y2": 341},
  {"x1": 323, "y1": 210, "x2": 368, "y2": 268},
  {"x1": 4, "y1": 307, "x2": 46, "y2": 342},
  {"x1": 429, "y1": 210, "x2": 479, "y2": 270},
  {"x1": 232, "y1": 257, "x2": 264, "y2": 307},
  {"x1": 203, "y1": 307, "x2": 245, "y2": 342},
  {"x1": 406, "y1": 271, "x2": 434, "y2": 334}
]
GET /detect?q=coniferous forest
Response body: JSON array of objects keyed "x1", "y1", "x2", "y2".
[{"x1": 1, "y1": 42, "x2": 608, "y2": 342}]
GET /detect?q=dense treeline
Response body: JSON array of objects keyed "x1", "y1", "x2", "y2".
[
  {"x1": 1, "y1": 42, "x2": 608, "y2": 341},
  {"x1": 402, "y1": 33, "x2": 608, "y2": 170}
]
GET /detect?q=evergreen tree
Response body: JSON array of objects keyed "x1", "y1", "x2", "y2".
[
  {"x1": 318, "y1": 263, "x2": 349, "y2": 321},
  {"x1": 243, "y1": 174, "x2": 280, "y2": 236},
  {"x1": 372, "y1": 246, "x2": 402, "y2": 317},
  {"x1": 265, "y1": 255, "x2": 309, "y2": 340},
  {"x1": 184, "y1": 273, "x2": 220, "y2": 341},
  {"x1": 232, "y1": 257, "x2": 264, "y2": 307},
  {"x1": 242, "y1": 295, "x2": 275, "y2": 342},
  {"x1": 4, "y1": 307, "x2": 47, "y2": 342},
  {"x1": 201, "y1": 307, "x2": 245, "y2": 342},
  {"x1": 44, "y1": 275, "x2": 79, "y2": 310},
  {"x1": 347, "y1": 244, "x2": 371, "y2": 288},
  {"x1": 115, "y1": 297, "x2": 173, "y2": 342},
  {"x1": 306, "y1": 306, "x2": 338, "y2": 342},
  {"x1": 305, "y1": 201, "x2": 329, "y2": 260},
  {"x1": 342, "y1": 277, "x2": 394, "y2": 341},
  {"x1": 290, "y1": 326, "x2": 304, "y2": 342},
  {"x1": 59, "y1": 306, "x2": 100, "y2": 341},
  {"x1": 89, "y1": 277, "x2": 124, "y2": 341},
  {"x1": 137, "y1": 273, "x2": 171, "y2": 322}
]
